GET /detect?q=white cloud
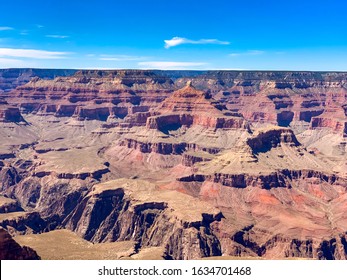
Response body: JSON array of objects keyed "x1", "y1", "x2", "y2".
[
  {"x1": 229, "y1": 50, "x2": 265, "y2": 57},
  {"x1": 208, "y1": 67, "x2": 248, "y2": 70},
  {"x1": 46, "y1": 35, "x2": 69, "y2": 39},
  {"x1": 164, "y1": 37, "x2": 230, "y2": 49},
  {"x1": 248, "y1": 50, "x2": 265, "y2": 55},
  {"x1": 0, "y1": 26, "x2": 14, "y2": 31},
  {"x1": 0, "y1": 58, "x2": 22, "y2": 63},
  {"x1": 0, "y1": 48, "x2": 71, "y2": 59},
  {"x1": 100, "y1": 55, "x2": 148, "y2": 61},
  {"x1": 79, "y1": 66, "x2": 121, "y2": 70},
  {"x1": 0, "y1": 58, "x2": 27, "y2": 67},
  {"x1": 138, "y1": 61, "x2": 207, "y2": 70}
]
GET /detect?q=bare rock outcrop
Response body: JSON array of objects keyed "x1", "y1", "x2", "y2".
[
  {"x1": 147, "y1": 82, "x2": 249, "y2": 130},
  {"x1": 0, "y1": 99, "x2": 25, "y2": 123}
]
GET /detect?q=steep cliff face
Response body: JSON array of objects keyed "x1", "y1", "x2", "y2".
[
  {"x1": 0, "y1": 212, "x2": 46, "y2": 235},
  {"x1": 221, "y1": 226, "x2": 347, "y2": 260},
  {"x1": 179, "y1": 169, "x2": 344, "y2": 190},
  {"x1": 311, "y1": 117, "x2": 347, "y2": 137},
  {"x1": 247, "y1": 127, "x2": 300, "y2": 152},
  {"x1": 310, "y1": 100, "x2": 347, "y2": 137},
  {"x1": 0, "y1": 99, "x2": 25, "y2": 123},
  {"x1": 64, "y1": 179, "x2": 222, "y2": 260}
]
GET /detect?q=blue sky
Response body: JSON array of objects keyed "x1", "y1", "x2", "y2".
[{"x1": 0, "y1": 0, "x2": 347, "y2": 70}]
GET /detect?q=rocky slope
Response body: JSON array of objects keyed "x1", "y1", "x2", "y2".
[
  {"x1": 0, "y1": 69, "x2": 346, "y2": 260},
  {"x1": 0, "y1": 227, "x2": 40, "y2": 259}
]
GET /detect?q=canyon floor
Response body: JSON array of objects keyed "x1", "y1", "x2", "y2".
[{"x1": 0, "y1": 69, "x2": 346, "y2": 260}]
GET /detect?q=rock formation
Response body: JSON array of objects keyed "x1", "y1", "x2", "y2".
[
  {"x1": 0, "y1": 69, "x2": 346, "y2": 260},
  {"x1": 64, "y1": 179, "x2": 222, "y2": 260},
  {"x1": 0, "y1": 99, "x2": 25, "y2": 123},
  {"x1": 0, "y1": 68, "x2": 76, "y2": 93},
  {"x1": 146, "y1": 81, "x2": 248, "y2": 130}
]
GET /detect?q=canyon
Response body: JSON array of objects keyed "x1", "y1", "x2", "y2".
[{"x1": 0, "y1": 69, "x2": 346, "y2": 260}]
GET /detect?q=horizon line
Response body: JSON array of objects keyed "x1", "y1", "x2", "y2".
[{"x1": 1, "y1": 67, "x2": 347, "y2": 73}]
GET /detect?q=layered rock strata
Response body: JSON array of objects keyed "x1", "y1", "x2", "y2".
[{"x1": 0, "y1": 70, "x2": 346, "y2": 260}]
